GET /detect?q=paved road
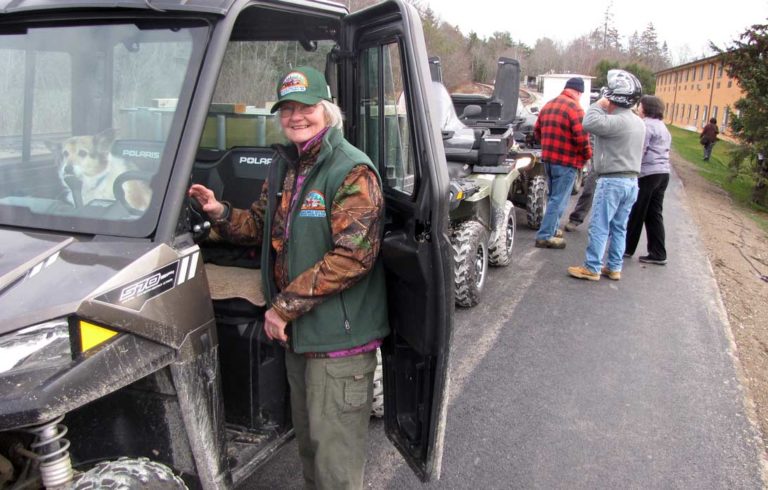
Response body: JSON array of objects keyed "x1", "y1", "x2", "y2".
[{"x1": 245, "y1": 168, "x2": 765, "y2": 489}]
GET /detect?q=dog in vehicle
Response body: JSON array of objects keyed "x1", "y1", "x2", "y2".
[{"x1": 47, "y1": 129, "x2": 151, "y2": 211}]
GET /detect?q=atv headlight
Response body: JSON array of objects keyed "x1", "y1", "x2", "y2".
[
  {"x1": 514, "y1": 156, "x2": 533, "y2": 171},
  {"x1": 0, "y1": 319, "x2": 71, "y2": 375}
]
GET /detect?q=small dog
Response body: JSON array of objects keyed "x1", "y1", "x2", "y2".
[{"x1": 47, "y1": 129, "x2": 151, "y2": 211}]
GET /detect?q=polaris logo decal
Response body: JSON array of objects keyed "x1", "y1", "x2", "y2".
[
  {"x1": 95, "y1": 252, "x2": 200, "y2": 311},
  {"x1": 122, "y1": 149, "x2": 161, "y2": 159},
  {"x1": 239, "y1": 156, "x2": 272, "y2": 165}
]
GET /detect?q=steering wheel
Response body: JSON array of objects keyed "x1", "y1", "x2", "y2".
[{"x1": 113, "y1": 170, "x2": 153, "y2": 216}]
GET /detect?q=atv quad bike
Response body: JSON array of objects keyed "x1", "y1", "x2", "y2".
[
  {"x1": 0, "y1": 1, "x2": 454, "y2": 488},
  {"x1": 430, "y1": 58, "x2": 532, "y2": 307},
  {"x1": 433, "y1": 56, "x2": 547, "y2": 231}
]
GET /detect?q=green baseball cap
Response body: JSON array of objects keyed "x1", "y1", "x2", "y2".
[{"x1": 270, "y1": 65, "x2": 332, "y2": 113}]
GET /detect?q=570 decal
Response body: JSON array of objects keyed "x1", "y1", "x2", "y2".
[{"x1": 96, "y1": 252, "x2": 199, "y2": 311}]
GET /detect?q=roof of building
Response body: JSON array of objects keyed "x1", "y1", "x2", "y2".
[{"x1": 655, "y1": 53, "x2": 724, "y2": 76}]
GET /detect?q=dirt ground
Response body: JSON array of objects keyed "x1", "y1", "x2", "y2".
[{"x1": 672, "y1": 151, "x2": 768, "y2": 457}]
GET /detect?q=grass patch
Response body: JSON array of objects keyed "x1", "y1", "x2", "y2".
[{"x1": 668, "y1": 125, "x2": 768, "y2": 231}]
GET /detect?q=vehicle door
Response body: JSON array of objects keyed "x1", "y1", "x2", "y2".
[{"x1": 340, "y1": 0, "x2": 454, "y2": 482}]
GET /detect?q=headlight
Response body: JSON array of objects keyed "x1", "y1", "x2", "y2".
[
  {"x1": 514, "y1": 156, "x2": 533, "y2": 171},
  {"x1": 0, "y1": 319, "x2": 71, "y2": 375}
]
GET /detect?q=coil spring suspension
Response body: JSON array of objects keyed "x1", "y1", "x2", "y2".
[{"x1": 27, "y1": 415, "x2": 73, "y2": 488}]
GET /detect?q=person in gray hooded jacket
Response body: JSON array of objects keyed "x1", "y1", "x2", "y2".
[
  {"x1": 624, "y1": 95, "x2": 671, "y2": 265},
  {"x1": 568, "y1": 69, "x2": 646, "y2": 281}
]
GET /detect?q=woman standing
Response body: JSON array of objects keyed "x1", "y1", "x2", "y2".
[
  {"x1": 625, "y1": 95, "x2": 671, "y2": 265},
  {"x1": 189, "y1": 66, "x2": 388, "y2": 489}
]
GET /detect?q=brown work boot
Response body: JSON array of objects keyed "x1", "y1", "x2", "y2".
[
  {"x1": 535, "y1": 237, "x2": 566, "y2": 249},
  {"x1": 567, "y1": 265, "x2": 600, "y2": 281},
  {"x1": 554, "y1": 229, "x2": 564, "y2": 238},
  {"x1": 564, "y1": 221, "x2": 579, "y2": 232},
  {"x1": 601, "y1": 266, "x2": 621, "y2": 281}
]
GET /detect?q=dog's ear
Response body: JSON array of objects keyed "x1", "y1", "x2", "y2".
[{"x1": 94, "y1": 128, "x2": 117, "y2": 154}]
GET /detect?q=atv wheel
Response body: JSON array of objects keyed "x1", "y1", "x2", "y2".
[
  {"x1": 73, "y1": 457, "x2": 187, "y2": 489},
  {"x1": 488, "y1": 200, "x2": 515, "y2": 267},
  {"x1": 371, "y1": 349, "x2": 384, "y2": 418},
  {"x1": 452, "y1": 220, "x2": 489, "y2": 308},
  {"x1": 526, "y1": 175, "x2": 547, "y2": 230}
]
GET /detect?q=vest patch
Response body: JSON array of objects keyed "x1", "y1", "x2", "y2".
[{"x1": 299, "y1": 190, "x2": 326, "y2": 217}]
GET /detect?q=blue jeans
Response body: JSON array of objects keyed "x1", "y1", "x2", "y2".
[
  {"x1": 535, "y1": 162, "x2": 578, "y2": 240},
  {"x1": 584, "y1": 177, "x2": 639, "y2": 273}
]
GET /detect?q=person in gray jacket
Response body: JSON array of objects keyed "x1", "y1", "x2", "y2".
[
  {"x1": 568, "y1": 70, "x2": 645, "y2": 281},
  {"x1": 624, "y1": 95, "x2": 671, "y2": 265}
]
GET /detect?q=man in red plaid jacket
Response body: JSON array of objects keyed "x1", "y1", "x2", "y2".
[{"x1": 533, "y1": 77, "x2": 592, "y2": 249}]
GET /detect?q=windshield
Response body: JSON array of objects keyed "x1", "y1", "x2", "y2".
[{"x1": 0, "y1": 20, "x2": 208, "y2": 237}]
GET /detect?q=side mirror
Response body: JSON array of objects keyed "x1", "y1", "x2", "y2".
[{"x1": 461, "y1": 104, "x2": 482, "y2": 118}]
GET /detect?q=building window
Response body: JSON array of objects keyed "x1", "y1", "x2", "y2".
[
  {"x1": 716, "y1": 82, "x2": 720, "y2": 89},
  {"x1": 685, "y1": 70, "x2": 689, "y2": 82},
  {"x1": 708, "y1": 64, "x2": 714, "y2": 79},
  {"x1": 712, "y1": 106, "x2": 718, "y2": 121},
  {"x1": 694, "y1": 105, "x2": 699, "y2": 123},
  {"x1": 723, "y1": 106, "x2": 730, "y2": 131},
  {"x1": 727, "y1": 80, "x2": 733, "y2": 88},
  {"x1": 665, "y1": 102, "x2": 669, "y2": 115},
  {"x1": 702, "y1": 106, "x2": 708, "y2": 125},
  {"x1": 700, "y1": 65, "x2": 705, "y2": 79},
  {"x1": 718, "y1": 63, "x2": 724, "y2": 77}
]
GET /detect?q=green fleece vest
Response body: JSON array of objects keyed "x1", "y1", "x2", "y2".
[{"x1": 261, "y1": 127, "x2": 389, "y2": 353}]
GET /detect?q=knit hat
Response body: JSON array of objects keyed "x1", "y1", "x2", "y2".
[
  {"x1": 564, "y1": 77, "x2": 584, "y2": 93},
  {"x1": 270, "y1": 66, "x2": 332, "y2": 113}
]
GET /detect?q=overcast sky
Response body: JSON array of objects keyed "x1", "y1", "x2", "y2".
[{"x1": 423, "y1": 0, "x2": 768, "y2": 63}]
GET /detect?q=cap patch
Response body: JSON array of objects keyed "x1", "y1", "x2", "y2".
[{"x1": 280, "y1": 72, "x2": 309, "y2": 97}]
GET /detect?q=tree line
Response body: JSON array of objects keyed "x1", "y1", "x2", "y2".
[{"x1": 346, "y1": 0, "x2": 672, "y2": 93}]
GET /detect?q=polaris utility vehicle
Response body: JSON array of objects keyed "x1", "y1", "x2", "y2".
[
  {"x1": 431, "y1": 57, "x2": 534, "y2": 306},
  {"x1": 0, "y1": 0, "x2": 454, "y2": 488}
]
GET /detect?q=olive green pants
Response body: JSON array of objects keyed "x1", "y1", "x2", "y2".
[{"x1": 285, "y1": 350, "x2": 377, "y2": 490}]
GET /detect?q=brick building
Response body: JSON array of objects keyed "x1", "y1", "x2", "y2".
[{"x1": 655, "y1": 54, "x2": 743, "y2": 139}]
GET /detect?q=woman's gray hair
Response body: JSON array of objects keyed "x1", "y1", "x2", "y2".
[{"x1": 320, "y1": 100, "x2": 344, "y2": 130}]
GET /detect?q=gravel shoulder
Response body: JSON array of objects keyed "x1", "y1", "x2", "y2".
[{"x1": 672, "y1": 150, "x2": 768, "y2": 460}]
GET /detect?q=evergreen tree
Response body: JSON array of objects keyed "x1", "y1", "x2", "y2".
[
  {"x1": 715, "y1": 21, "x2": 768, "y2": 206},
  {"x1": 627, "y1": 31, "x2": 641, "y2": 60}
]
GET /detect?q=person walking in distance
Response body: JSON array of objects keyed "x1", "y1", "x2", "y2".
[
  {"x1": 568, "y1": 70, "x2": 645, "y2": 281},
  {"x1": 624, "y1": 95, "x2": 671, "y2": 265},
  {"x1": 701, "y1": 117, "x2": 719, "y2": 161},
  {"x1": 532, "y1": 77, "x2": 592, "y2": 249}
]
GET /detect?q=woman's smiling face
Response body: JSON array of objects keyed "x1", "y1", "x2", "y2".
[{"x1": 278, "y1": 102, "x2": 327, "y2": 146}]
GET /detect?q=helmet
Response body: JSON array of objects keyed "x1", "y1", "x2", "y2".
[{"x1": 601, "y1": 69, "x2": 642, "y2": 108}]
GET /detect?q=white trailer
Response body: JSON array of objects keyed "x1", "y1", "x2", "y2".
[{"x1": 538, "y1": 74, "x2": 593, "y2": 110}]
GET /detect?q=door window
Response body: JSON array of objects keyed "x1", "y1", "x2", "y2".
[{"x1": 357, "y1": 43, "x2": 415, "y2": 196}]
